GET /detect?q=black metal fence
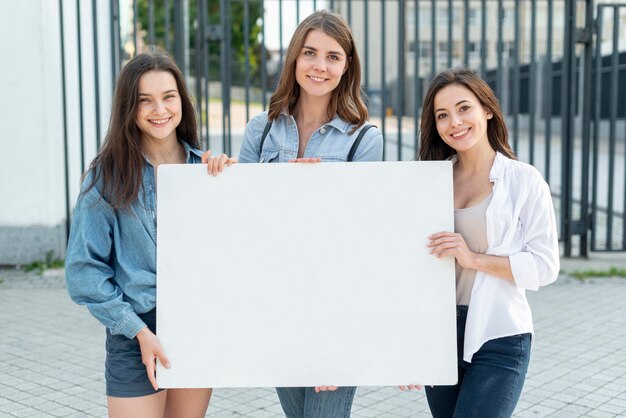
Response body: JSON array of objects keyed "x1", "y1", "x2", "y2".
[{"x1": 59, "y1": 0, "x2": 626, "y2": 256}]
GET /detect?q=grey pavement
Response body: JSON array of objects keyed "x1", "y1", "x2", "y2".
[{"x1": 1, "y1": 257, "x2": 626, "y2": 418}]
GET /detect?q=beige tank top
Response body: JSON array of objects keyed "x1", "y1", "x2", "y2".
[{"x1": 454, "y1": 192, "x2": 492, "y2": 305}]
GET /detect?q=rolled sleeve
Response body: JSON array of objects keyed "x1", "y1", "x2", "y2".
[{"x1": 510, "y1": 175, "x2": 560, "y2": 291}]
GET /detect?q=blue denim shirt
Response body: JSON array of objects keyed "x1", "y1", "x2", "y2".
[
  {"x1": 65, "y1": 141, "x2": 203, "y2": 339},
  {"x1": 239, "y1": 111, "x2": 383, "y2": 163}
]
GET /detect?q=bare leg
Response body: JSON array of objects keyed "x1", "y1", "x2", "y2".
[
  {"x1": 108, "y1": 390, "x2": 167, "y2": 418},
  {"x1": 164, "y1": 388, "x2": 212, "y2": 418}
]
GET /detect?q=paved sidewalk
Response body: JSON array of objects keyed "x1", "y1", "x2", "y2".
[{"x1": 1, "y1": 258, "x2": 625, "y2": 417}]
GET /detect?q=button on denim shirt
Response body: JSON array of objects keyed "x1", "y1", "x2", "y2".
[
  {"x1": 239, "y1": 111, "x2": 383, "y2": 163},
  {"x1": 65, "y1": 141, "x2": 203, "y2": 339}
]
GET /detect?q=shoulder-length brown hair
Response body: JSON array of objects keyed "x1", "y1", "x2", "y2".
[
  {"x1": 418, "y1": 68, "x2": 515, "y2": 161},
  {"x1": 268, "y1": 10, "x2": 367, "y2": 133},
  {"x1": 82, "y1": 47, "x2": 198, "y2": 209}
]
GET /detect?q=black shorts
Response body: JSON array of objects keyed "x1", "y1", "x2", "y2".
[{"x1": 105, "y1": 309, "x2": 163, "y2": 398}]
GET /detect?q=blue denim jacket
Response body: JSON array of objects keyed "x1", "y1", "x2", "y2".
[
  {"x1": 65, "y1": 141, "x2": 203, "y2": 339},
  {"x1": 239, "y1": 111, "x2": 383, "y2": 163}
]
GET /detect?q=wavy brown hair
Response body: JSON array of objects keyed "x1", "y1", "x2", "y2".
[
  {"x1": 418, "y1": 68, "x2": 515, "y2": 161},
  {"x1": 82, "y1": 47, "x2": 198, "y2": 208},
  {"x1": 268, "y1": 10, "x2": 367, "y2": 133}
]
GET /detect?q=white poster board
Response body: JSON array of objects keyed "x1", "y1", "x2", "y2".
[{"x1": 156, "y1": 161, "x2": 457, "y2": 388}]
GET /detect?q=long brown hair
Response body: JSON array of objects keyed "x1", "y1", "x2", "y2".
[
  {"x1": 268, "y1": 10, "x2": 367, "y2": 133},
  {"x1": 418, "y1": 68, "x2": 515, "y2": 161},
  {"x1": 82, "y1": 47, "x2": 198, "y2": 208}
]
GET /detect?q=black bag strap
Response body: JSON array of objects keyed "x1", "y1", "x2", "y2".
[
  {"x1": 258, "y1": 121, "x2": 272, "y2": 156},
  {"x1": 258, "y1": 121, "x2": 375, "y2": 162},
  {"x1": 347, "y1": 124, "x2": 375, "y2": 162}
]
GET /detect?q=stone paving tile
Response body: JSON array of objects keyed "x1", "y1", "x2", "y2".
[{"x1": 1, "y1": 268, "x2": 626, "y2": 417}]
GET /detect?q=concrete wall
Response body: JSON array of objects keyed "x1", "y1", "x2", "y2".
[{"x1": 0, "y1": 0, "x2": 112, "y2": 265}]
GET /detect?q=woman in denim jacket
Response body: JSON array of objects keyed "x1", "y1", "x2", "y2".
[
  {"x1": 411, "y1": 68, "x2": 559, "y2": 418},
  {"x1": 238, "y1": 10, "x2": 383, "y2": 418},
  {"x1": 65, "y1": 49, "x2": 232, "y2": 417}
]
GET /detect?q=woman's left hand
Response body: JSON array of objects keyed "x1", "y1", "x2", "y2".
[
  {"x1": 398, "y1": 384, "x2": 423, "y2": 391},
  {"x1": 202, "y1": 150, "x2": 237, "y2": 176},
  {"x1": 314, "y1": 386, "x2": 338, "y2": 392},
  {"x1": 428, "y1": 231, "x2": 476, "y2": 269}
]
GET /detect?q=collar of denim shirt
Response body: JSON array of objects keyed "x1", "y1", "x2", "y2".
[
  {"x1": 143, "y1": 139, "x2": 204, "y2": 166},
  {"x1": 278, "y1": 109, "x2": 352, "y2": 134}
]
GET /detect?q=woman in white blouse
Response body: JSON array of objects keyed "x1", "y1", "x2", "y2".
[{"x1": 417, "y1": 68, "x2": 559, "y2": 418}]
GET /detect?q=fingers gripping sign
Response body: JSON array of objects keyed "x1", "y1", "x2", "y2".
[
  {"x1": 428, "y1": 231, "x2": 477, "y2": 269},
  {"x1": 288, "y1": 157, "x2": 322, "y2": 163},
  {"x1": 314, "y1": 386, "x2": 338, "y2": 393},
  {"x1": 136, "y1": 327, "x2": 170, "y2": 391},
  {"x1": 398, "y1": 385, "x2": 424, "y2": 391},
  {"x1": 201, "y1": 150, "x2": 237, "y2": 176}
]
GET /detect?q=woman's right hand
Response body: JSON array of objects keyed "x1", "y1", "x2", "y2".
[
  {"x1": 136, "y1": 327, "x2": 170, "y2": 390},
  {"x1": 202, "y1": 150, "x2": 237, "y2": 176}
]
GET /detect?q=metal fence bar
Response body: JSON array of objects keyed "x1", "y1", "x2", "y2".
[
  {"x1": 347, "y1": 0, "x2": 352, "y2": 25},
  {"x1": 223, "y1": 0, "x2": 232, "y2": 154},
  {"x1": 430, "y1": 0, "x2": 436, "y2": 78},
  {"x1": 261, "y1": 0, "x2": 267, "y2": 109},
  {"x1": 578, "y1": 0, "x2": 594, "y2": 256},
  {"x1": 363, "y1": 0, "x2": 369, "y2": 93},
  {"x1": 244, "y1": 0, "x2": 250, "y2": 123},
  {"x1": 194, "y1": 0, "x2": 203, "y2": 147},
  {"x1": 528, "y1": 0, "x2": 537, "y2": 165},
  {"x1": 591, "y1": 5, "x2": 603, "y2": 251},
  {"x1": 462, "y1": 0, "x2": 468, "y2": 68},
  {"x1": 607, "y1": 8, "x2": 620, "y2": 250},
  {"x1": 76, "y1": 0, "x2": 86, "y2": 173},
  {"x1": 200, "y1": 0, "x2": 209, "y2": 149},
  {"x1": 398, "y1": 0, "x2": 405, "y2": 161},
  {"x1": 447, "y1": 0, "x2": 452, "y2": 68},
  {"x1": 544, "y1": 0, "x2": 553, "y2": 185},
  {"x1": 480, "y1": 0, "x2": 486, "y2": 78},
  {"x1": 148, "y1": 0, "x2": 155, "y2": 45},
  {"x1": 133, "y1": 0, "x2": 138, "y2": 54},
  {"x1": 381, "y1": 0, "x2": 387, "y2": 160},
  {"x1": 59, "y1": 0, "x2": 71, "y2": 240},
  {"x1": 512, "y1": 0, "x2": 520, "y2": 154},
  {"x1": 296, "y1": 0, "x2": 300, "y2": 23},
  {"x1": 164, "y1": 0, "x2": 170, "y2": 51},
  {"x1": 561, "y1": 0, "x2": 577, "y2": 256},
  {"x1": 91, "y1": 0, "x2": 101, "y2": 150},
  {"x1": 622, "y1": 7, "x2": 626, "y2": 250},
  {"x1": 497, "y1": 0, "x2": 503, "y2": 97},
  {"x1": 279, "y1": 0, "x2": 283, "y2": 71},
  {"x1": 414, "y1": 0, "x2": 420, "y2": 154}
]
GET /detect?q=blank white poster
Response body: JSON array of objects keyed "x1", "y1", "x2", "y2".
[{"x1": 156, "y1": 161, "x2": 457, "y2": 388}]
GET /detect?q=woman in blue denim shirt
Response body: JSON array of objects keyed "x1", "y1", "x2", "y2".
[
  {"x1": 65, "y1": 48, "x2": 232, "y2": 417},
  {"x1": 238, "y1": 10, "x2": 383, "y2": 418}
]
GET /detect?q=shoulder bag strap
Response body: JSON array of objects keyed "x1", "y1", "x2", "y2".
[
  {"x1": 347, "y1": 124, "x2": 376, "y2": 162},
  {"x1": 258, "y1": 122, "x2": 273, "y2": 156}
]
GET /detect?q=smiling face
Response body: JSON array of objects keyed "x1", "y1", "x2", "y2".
[
  {"x1": 433, "y1": 83, "x2": 493, "y2": 154},
  {"x1": 295, "y1": 29, "x2": 349, "y2": 101},
  {"x1": 135, "y1": 70, "x2": 182, "y2": 145}
]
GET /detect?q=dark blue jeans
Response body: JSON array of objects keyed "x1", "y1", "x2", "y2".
[
  {"x1": 276, "y1": 386, "x2": 356, "y2": 418},
  {"x1": 426, "y1": 306, "x2": 531, "y2": 418}
]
